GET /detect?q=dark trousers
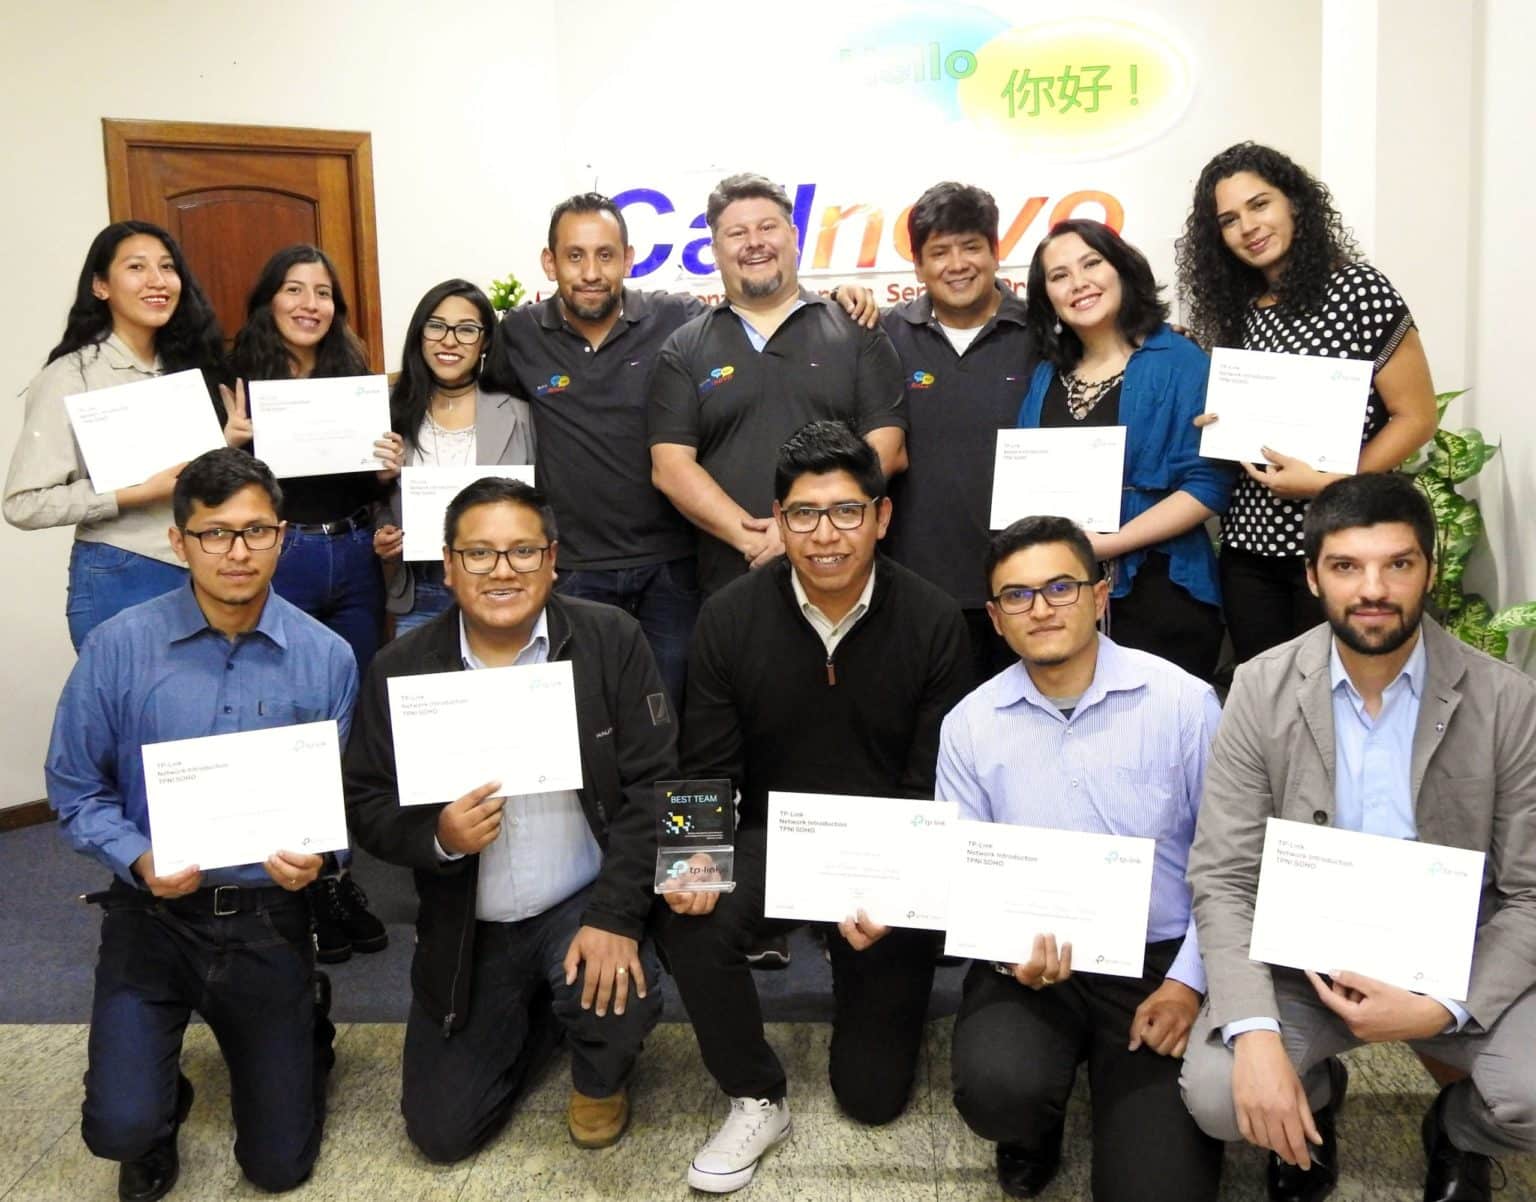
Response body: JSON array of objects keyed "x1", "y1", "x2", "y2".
[
  {"x1": 1107, "y1": 552, "x2": 1226, "y2": 681},
  {"x1": 964, "y1": 606, "x2": 1017, "y2": 687},
  {"x1": 401, "y1": 884, "x2": 662, "y2": 1164},
  {"x1": 657, "y1": 825, "x2": 939, "y2": 1124},
  {"x1": 951, "y1": 941, "x2": 1222, "y2": 1202},
  {"x1": 556, "y1": 557, "x2": 700, "y2": 709},
  {"x1": 272, "y1": 526, "x2": 385, "y2": 678},
  {"x1": 1218, "y1": 546, "x2": 1323, "y2": 665},
  {"x1": 82, "y1": 883, "x2": 330, "y2": 1192}
]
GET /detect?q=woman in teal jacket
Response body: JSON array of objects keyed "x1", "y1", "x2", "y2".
[{"x1": 1018, "y1": 219, "x2": 1234, "y2": 680}]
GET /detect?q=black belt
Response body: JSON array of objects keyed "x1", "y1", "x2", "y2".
[
  {"x1": 288, "y1": 505, "x2": 372, "y2": 535},
  {"x1": 85, "y1": 880, "x2": 297, "y2": 917}
]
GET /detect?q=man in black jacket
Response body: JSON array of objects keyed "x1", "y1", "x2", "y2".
[
  {"x1": 344, "y1": 478, "x2": 676, "y2": 1160},
  {"x1": 658, "y1": 421, "x2": 971, "y2": 1193}
]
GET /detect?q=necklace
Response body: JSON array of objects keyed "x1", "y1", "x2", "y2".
[
  {"x1": 1062, "y1": 370, "x2": 1125, "y2": 421},
  {"x1": 433, "y1": 379, "x2": 476, "y2": 413},
  {"x1": 423, "y1": 410, "x2": 476, "y2": 466}
]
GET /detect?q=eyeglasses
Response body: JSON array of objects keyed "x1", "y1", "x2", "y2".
[
  {"x1": 451, "y1": 545, "x2": 550, "y2": 574},
  {"x1": 780, "y1": 499, "x2": 881, "y2": 534},
  {"x1": 180, "y1": 525, "x2": 282, "y2": 554},
  {"x1": 991, "y1": 579, "x2": 1093, "y2": 613},
  {"x1": 423, "y1": 319, "x2": 486, "y2": 345}
]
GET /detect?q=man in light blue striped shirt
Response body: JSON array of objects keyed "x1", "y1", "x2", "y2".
[{"x1": 938, "y1": 515, "x2": 1223, "y2": 1202}]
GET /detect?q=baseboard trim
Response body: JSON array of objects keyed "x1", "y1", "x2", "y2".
[{"x1": 0, "y1": 800, "x2": 52, "y2": 832}]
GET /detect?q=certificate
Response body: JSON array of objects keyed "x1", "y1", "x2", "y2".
[
  {"x1": 990, "y1": 427, "x2": 1126, "y2": 532},
  {"x1": 64, "y1": 369, "x2": 225, "y2": 493},
  {"x1": 763, "y1": 792, "x2": 955, "y2": 929},
  {"x1": 400, "y1": 465, "x2": 536, "y2": 561},
  {"x1": 1249, "y1": 818, "x2": 1485, "y2": 998},
  {"x1": 1199, "y1": 348, "x2": 1371, "y2": 472},
  {"x1": 943, "y1": 820, "x2": 1155, "y2": 977},
  {"x1": 143, "y1": 721, "x2": 349, "y2": 874},
  {"x1": 248, "y1": 375, "x2": 391, "y2": 478},
  {"x1": 387, "y1": 661, "x2": 583, "y2": 806}
]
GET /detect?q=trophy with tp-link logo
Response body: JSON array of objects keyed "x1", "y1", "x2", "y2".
[{"x1": 654, "y1": 778, "x2": 736, "y2": 894}]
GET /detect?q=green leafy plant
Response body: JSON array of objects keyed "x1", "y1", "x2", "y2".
[
  {"x1": 486, "y1": 272, "x2": 525, "y2": 313},
  {"x1": 1403, "y1": 390, "x2": 1536, "y2": 658}
]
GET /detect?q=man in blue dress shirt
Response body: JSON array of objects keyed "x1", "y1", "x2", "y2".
[
  {"x1": 1183, "y1": 474, "x2": 1536, "y2": 1202},
  {"x1": 937, "y1": 515, "x2": 1223, "y2": 1202},
  {"x1": 47, "y1": 448, "x2": 358, "y2": 1202}
]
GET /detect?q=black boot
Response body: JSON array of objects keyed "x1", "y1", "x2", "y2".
[
  {"x1": 117, "y1": 1074, "x2": 193, "y2": 1202},
  {"x1": 307, "y1": 871, "x2": 388, "y2": 964}
]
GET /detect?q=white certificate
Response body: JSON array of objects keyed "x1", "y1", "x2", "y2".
[
  {"x1": 64, "y1": 369, "x2": 225, "y2": 493},
  {"x1": 1249, "y1": 818, "x2": 1485, "y2": 998},
  {"x1": 764, "y1": 792, "x2": 956, "y2": 929},
  {"x1": 1199, "y1": 348, "x2": 1371, "y2": 472},
  {"x1": 990, "y1": 427, "x2": 1126, "y2": 532},
  {"x1": 943, "y1": 820, "x2": 1155, "y2": 977},
  {"x1": 400, "y1": 465, "x2": 537, "y2": 561},
  {"x1": 143, "y1": 721, "x2": 349, "y2": 874},
  {"x1": 248, "y1": 375, "x2": 391, "y2": 478},
  {"x1": 387, "y1": 661, "x2": 583, "y2": 806}
]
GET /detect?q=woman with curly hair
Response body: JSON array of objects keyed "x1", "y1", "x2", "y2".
[
  {"x1": 4, "y1": 221, "x2": 233, "y2": 647},
  {"x1": 1176, "y1": 142, "x2": 1437, "y2": 661}
]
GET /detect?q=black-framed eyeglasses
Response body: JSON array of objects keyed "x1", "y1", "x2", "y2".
[
  {"x1": 451, "y1": 545, "x2": 550, "y2": 574},
  {"x1": 181, "y1": 525, "x2": 282, "y2": 554},
  {"x1": 780, "y1": 499, "x2": 881, "y2": 534},
  {"x1": 423, "y1": 319, "x2": 486, "y2": 345},
  {"x1": 991, "y1": 579, "x2": 1093, "y2": 613}
]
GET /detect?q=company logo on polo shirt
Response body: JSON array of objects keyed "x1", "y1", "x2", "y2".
[
  {"x1": 698, "y1": 365, "x2": 736, "y2": 394},
  {"x1": 534, "y1": 373, "x2": 571, "y2": 396},
  {"x1": 907, "y1": 370, "x2": 936, "y2": 390}
]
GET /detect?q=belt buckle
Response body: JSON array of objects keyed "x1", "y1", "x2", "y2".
[{"x1": 212, "y1": 885, "x2": 240, "y2": 916}]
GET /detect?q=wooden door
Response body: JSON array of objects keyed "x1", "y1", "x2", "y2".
[{"x1": 103, "y1": 119, "x2": 385, "y2": 371}]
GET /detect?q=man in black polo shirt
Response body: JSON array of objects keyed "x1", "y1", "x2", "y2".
[
  {"x1": 882, "y1": 182, "x2": 1039, "y2": 682},
  {"x1": 648, "y1": 173, "x2": 907, "y2": 598},
  {"x1": 658, "y1": 421, "x2": 970, "y2": 1193}
]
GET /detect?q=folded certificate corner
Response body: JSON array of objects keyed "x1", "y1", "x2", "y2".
[{"x1": 655, "y1": 845, "x2": 736, "y2": 894}]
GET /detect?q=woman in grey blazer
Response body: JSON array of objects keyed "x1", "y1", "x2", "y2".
[{"x1": 374, "y1": 280, "x2": 535, "y2": 632}]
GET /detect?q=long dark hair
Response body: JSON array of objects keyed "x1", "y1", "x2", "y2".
[
  {"x1": 1175, "y1": 142, "x2": 1360, "y2": 349},
  {"x1": 1024, "y1": 219, "x2": 1168, "y2": 371},
  {"x1": 230, "y1": 244, "x2": 369, "y2": 381},
  {"x1": 389, "y1": 279, "x2": 496, "y2": 441},
  {"x1": 46, "y1": 221, "x2": 227, "y2": 383}
]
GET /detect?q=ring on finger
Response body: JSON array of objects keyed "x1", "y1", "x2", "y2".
[
  {"x1": 1040, "y1": 974, "x2": 1056, "y2": 985},
  {"x1": 616, "y1": 967, "x2": 627, "y2": 976}
]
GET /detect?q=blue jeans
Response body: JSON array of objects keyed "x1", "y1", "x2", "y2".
[
  {"x1": 66, "y1": 542, "x2": 186, "y2": 650},
  {"x1": 272, "y1": 526, "x2": 384, "y2": 677},
  {"x1": 396, "y1": 574, "x2": 453, "y2": 635},
  {"x1": 82, "y1": 884, "x2": 331, "y2": 1191},
  {"x1": 556, "y1": 558, "x2": 699, "y2": 706}
]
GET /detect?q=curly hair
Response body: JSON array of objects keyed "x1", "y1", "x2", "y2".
[
  {"x1": 1175, "y1": 142, "x2": 1360, "y2": 349},
  {"x1": 231, "y1": 245, "x2": 369, "y2": 383}
]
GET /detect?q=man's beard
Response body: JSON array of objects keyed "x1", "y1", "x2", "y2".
[
  {"x1": 740, "y1": 270, "x2": 785, "y2": 299},
  {"x1": 563, "y1": 286, "x2": 619, "y2": 322},
  {"x1": 1326, "y1": 597, "x2": 1424, "y2": 656}
]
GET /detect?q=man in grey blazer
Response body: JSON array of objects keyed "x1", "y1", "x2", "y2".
[{"x1": 1181, "y1": 473, "x2": 1536, "y2": 1202}]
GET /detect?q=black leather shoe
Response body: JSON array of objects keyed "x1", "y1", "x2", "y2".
[
  {"x1": 307, "y1": 873, "x2": 388, "y2": 964},
  {"x1": 996, "y1": 1124, "x2": 1064, "y2": 1200},
  {"x1": 1422, "y1": 1084, "x2": 1492, "y2": 1201},
  {"x1": 1266, "y1": 1058, "x2": 1347, "y2": 1202},
  {"x1": 117, "y1": 1075, "x2": 193, "y2": 1202}
]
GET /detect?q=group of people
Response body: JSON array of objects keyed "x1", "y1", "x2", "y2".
[{"x1": 15, "y1": 141, "x2": 1533, "y2": 1202}]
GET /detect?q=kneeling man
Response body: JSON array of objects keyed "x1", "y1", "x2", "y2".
[
  {"x1": 1182, "y1": 473, "x2": 1536, "y2": 1202},
  {"x1": 344, "y1": 478, "x2": 676, "y2": 1159},
  {"x1": 938, "y1": 516, "x2": 1223, "y2": 1201}
]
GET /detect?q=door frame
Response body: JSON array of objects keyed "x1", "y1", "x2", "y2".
[{"x1": 102, "y1": 118, "x2": 385, "y2": 370}]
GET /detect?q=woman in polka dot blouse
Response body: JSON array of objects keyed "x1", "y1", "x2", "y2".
[{"x1": 1176, "y1": 142, "x2": 1438, "y2": 663}]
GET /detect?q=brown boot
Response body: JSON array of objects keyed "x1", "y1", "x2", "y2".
[{"x1": 568, "y1": 1088, "x2": 630, "y2": 1149}]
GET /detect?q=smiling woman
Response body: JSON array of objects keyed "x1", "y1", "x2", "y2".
[{"x1": 2, "y1": 220, "x2": 230, "y2": 648}]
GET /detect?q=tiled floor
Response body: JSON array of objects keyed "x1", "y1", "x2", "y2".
[{"x1": 3, "y1": 1021, "x2": 1533, "y2": 1201}]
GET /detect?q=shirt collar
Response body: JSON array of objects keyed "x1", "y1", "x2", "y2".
[
  {"x1": 901, "y1": 282, "x2": 1028, "y2": 329},
  {"x1": 165, "y1": 580, "x2": 288, "y2": 649},
  {"x1": 459, "y1": 607, "x2": 549, "y2": 670},
  {"x1": 992, "y1": 634, "x2": 1147, "y2": 717},
  {"x1": 1328, "y1": 629, "x2": 1427, "y2": 702},
  {"x1": 790, "y1": 562, "x2": 876, "y2": 626},
  {"x1": 100, "y1": 333, "x2": 161, "y2": 373}
]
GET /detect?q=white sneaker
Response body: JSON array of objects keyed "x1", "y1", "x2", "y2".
[{"x1": 687, "y1": 1096, "x2": 792, "y2": 1193}]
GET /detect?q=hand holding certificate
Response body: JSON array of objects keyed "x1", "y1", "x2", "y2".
[
  {"x1": 400, "y1": 465, "x2": 536, "y2": 561},
  {"x1": 990, "y1": 427, "x2": 1126, "y2": 532},
  {"x1": 248, "y1": 375, "x2": 392, "y2": 478},
  {"x1": 387, "y1": 661, "x2": 583, "y2": 806},
  {"x1": 943, "y1": 820, "x2": 1155, "y2": 977},
  {"x1": 1199, "y1": 348, "x2": 1371, "y2": 472},
  {"x1": 764, "y1": 792, "x2": 955, "y2": 929},
  {"x1": 65, "y1": 370, "x2": 226, "y2": 493},
  {"x1": 1248, "y1": 818, "x2": 1485, "y2": 998},
  {"x1": 143, "y1": 721, "x2": 350, "y2": 874}
]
